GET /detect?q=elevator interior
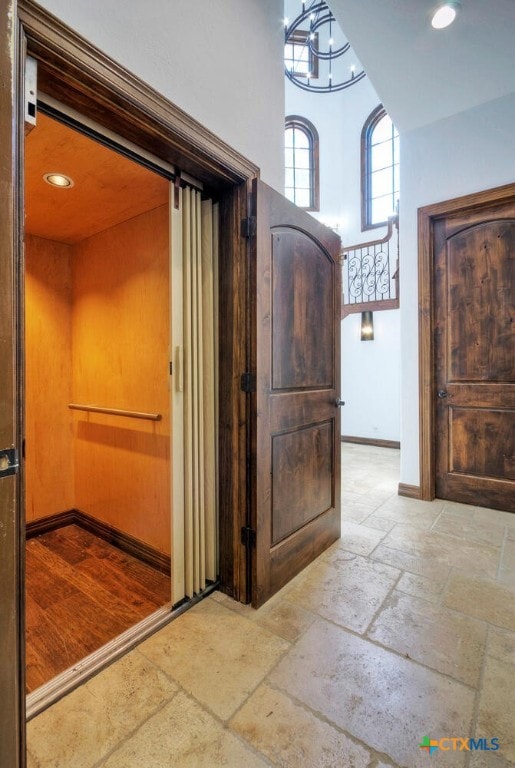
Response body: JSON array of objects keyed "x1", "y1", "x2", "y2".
[{"x1": 24, "y1": 108, "x2": 173, "y2": 690}]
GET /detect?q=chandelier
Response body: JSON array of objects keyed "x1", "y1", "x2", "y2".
[{"x1": 284, "y1": 1, "x2": 366, "y2": 93}]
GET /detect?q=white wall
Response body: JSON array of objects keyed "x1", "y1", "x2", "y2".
[
  {"x1": 342, "y1": 311, "x2": 400, "y2": 441},
  {"x1": 399, "y1": 91, "x2": 515, "y2": 486},
  {"x1": 285, "y1": 30, "x2": 401, "y2": 444},
  {"x1": 329, "y1": 0, "x2": 515, "y2": 135},
  {"x1": 286, "y1": 74, "x2": 382, "y2": 243},
  {"x1": 35, "y1": 0, "x2": 285, "y2": 191},
  {"x1": 284, "y1": 0, "x2": 381, "y2": 242}
]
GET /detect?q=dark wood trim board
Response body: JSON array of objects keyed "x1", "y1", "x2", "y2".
[
  {"x1": 26, "y1": 510, "x2": 171, "y2": 575},
  {"x1": 398, "y1": 483, "x2": 422, "y2": 500}
]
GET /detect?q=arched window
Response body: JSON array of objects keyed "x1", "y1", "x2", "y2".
[
  {"x1": 361, "y1": 105, "x2": 399, "y2": 229},
  {"x1": 285, "y1": 116, "x2": 319, "y2": 211}
]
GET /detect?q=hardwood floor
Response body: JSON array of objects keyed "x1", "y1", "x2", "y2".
[{"x1": 25, "y1": 524, "x2": 171, "y2": 693}]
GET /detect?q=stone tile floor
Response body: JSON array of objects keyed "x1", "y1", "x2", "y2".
[{"x1": 27, "y1": 444, "x2": 515, "y2": 767}]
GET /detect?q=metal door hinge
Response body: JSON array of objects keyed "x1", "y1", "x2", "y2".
[
  {"x1": 173, "y1": 176, "x2": 181, "y2": 210},
  {"x1": 0, "y1": 448, "x2": 19, "y2": 478},
  {"x1": 241, "y1": 526, "x2": 256, "y2": 547},
  {"x1": 240, "y1": 372, "x2": 256, "y2": 393},
  {"x1": 241, "y1": 216, "x2": 256, "y2": 239}
]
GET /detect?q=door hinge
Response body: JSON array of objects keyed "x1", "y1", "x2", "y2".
[
  {"x1": 241, "y1": 216, "x2": 256, "y2": 239},
  {"x1": 240, "y1": 371, "x2": 256, "y2": 393},
  {"x1": 173, "y1": 175, "x2": 181, "y2": 210},
  {"x1": 241, "y1": 526, "x2": 256, "y2": 548},
  {"x1": 0, "y1": 448, "x2": 19, "y2": 478}
]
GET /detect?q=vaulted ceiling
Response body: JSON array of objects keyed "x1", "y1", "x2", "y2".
[{"x1": 329, "y1": 0, "x2": 515, "y2": 133}]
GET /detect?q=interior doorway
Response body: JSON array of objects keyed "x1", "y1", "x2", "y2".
[
  {"x1": 418, "y1": 183, "x2": 515, "y2": 510},
  {"x1": 433, "y1": 202, "x2": 514, "y2": 512},
  {"x1": 24, "y1": 108, "x2": 173, "y2": 693},
  {"x1": 2, "y1": 2, "x2": 258, "y2": 760}
]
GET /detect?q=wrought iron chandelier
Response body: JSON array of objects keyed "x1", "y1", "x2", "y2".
[{"x1": 284, "y1": 1, "x2": 366, "y2": 93}]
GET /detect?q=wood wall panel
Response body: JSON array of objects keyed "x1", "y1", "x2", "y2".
[
  {"x1": 25, "y1": 235, "x2": 75, "y2": 521},
  {"x1": 72, "y1": 204, "x2": 171, "y2": 555}
]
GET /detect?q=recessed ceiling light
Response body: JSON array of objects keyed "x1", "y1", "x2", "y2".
[
  {"x1": 43, "y1": 172, "x2": 74, "y2": 188},
  {"x1": 431, "y1": 1, "x2": 460, "y2": 29}
]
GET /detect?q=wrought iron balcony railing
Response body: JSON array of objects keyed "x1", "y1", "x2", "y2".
[{"x1": 341, "y1": 215, "x2": 399, "y2": 318}]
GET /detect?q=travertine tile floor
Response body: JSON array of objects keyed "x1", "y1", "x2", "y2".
[{"x1": 27, "y1": 444, "x2": 515, "y2": 768}]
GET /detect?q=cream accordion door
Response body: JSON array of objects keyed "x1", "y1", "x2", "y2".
[{"x1": 171, "y1": 184, "x2": 218, "y2": 604}]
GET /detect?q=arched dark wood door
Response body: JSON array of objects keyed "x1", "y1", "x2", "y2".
[
  {"x1": 250, "y1": 180, "x2": 341, "y2": 607},
  {"x1": 434, "y1": 203, "x2": 515, "y2": 512}
]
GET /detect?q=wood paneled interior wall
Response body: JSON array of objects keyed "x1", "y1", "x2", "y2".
[
  {"x1": 25, "y1": 235, "x2": 75, "y2": 520},
  {"x1": 72, "y1": 205, "x2": 170, "y2": 555},
  {"x1": 24, "y1": 204, "x2": 171, "y2": 556}
]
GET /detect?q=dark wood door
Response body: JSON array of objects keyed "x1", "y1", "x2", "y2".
[
  {"x1": 250, "y1": 179, "x2": 341, "y2": 607},
  {"x1": 434, "y1": 200, "x2": 515, "y2": 512},
  {"x1": 0, "y1": 1, "x2": 25, "y2": 765}
]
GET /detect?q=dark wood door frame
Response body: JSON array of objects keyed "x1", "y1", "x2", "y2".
[
  {"x1": 418, "y1": 182, "x2": 515, "y2": 500},
  {"x1": 17, "y1": 0, "x2": 256, "y2": 596},
  {"x1": 0, "y1": 0, "x2": 25, "y2": 765},
  {"x1": 18, "y1": 1, "x2": 258, "y2": 189},
  {"x1": 2, "y1": 0, "x2": 258, "y2": 758}
]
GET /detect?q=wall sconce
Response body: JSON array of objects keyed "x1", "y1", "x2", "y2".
[{"x1": 360, "y1": 311, "x2": 374, "y2": 341}]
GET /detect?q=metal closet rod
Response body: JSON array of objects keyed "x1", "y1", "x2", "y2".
[{"x1": 68, "y1": 403, "x2": 162, "y2": 421}]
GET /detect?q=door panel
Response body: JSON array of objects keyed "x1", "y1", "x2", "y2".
[
  {"x1": 252, "y1": 179, "x2": 341, "y2": 607},
  {"x1": 447, "y1": 221, "x2": 513, "y2": 382},
  {"x1": 449, "y1": 408, "x2": 514, "y2": 480},
  {"x1": 434, "y1": 203, "x2": 515, "y2": 511},
  {"x1": 272, "y1": 230, "x2": 334, "y2": 389},
  {"x1": 271, "y1": 421, "x2": 333, "y2": 545}
]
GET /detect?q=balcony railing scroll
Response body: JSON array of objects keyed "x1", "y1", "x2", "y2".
[{"x1": 341, "y1": 214, "x2": 399, "y2": 318}]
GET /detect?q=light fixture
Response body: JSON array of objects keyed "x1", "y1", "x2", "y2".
[
  {"x1": 431, "y1": 1, "x2": 460, "y2": 29},
  {"x1": 360, "y1": 311, "x2": 374, "y2": 341},
  {"x1": 43, "y1": 172, "x2": 74, "y2": 188},
  {"x1": 285, "y1": 0, "x2": 366, "y2": 93}
]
